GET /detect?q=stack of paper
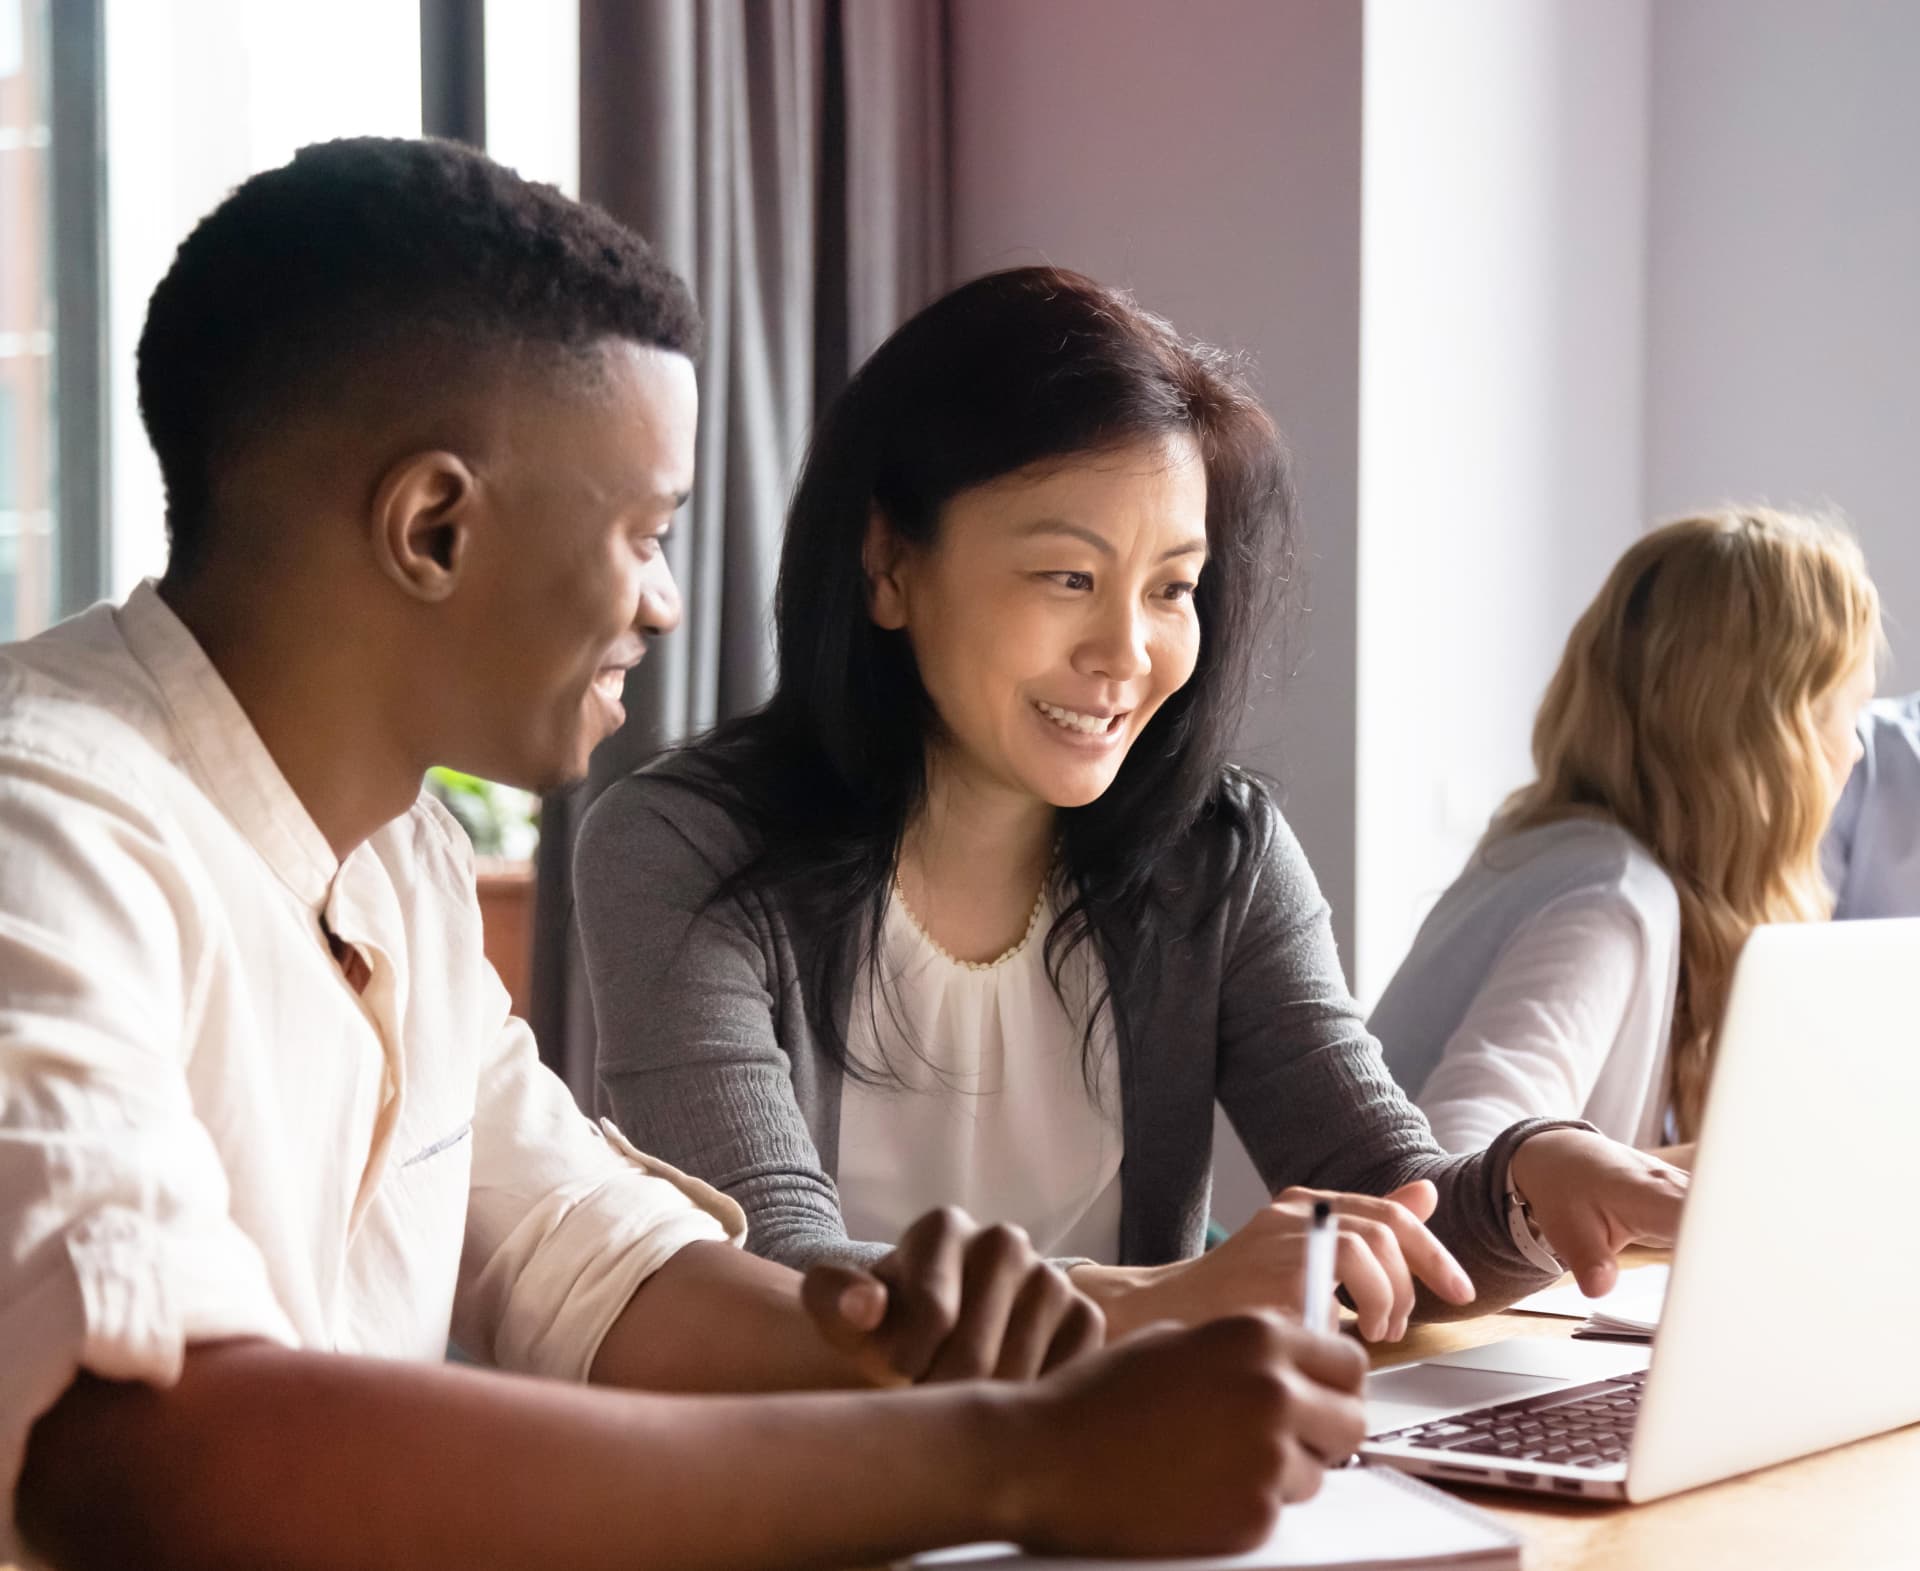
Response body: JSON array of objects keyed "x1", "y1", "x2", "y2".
[
  {"x1": 901, "y1": 1465, "x2": 1522, "y2": 1570},
  {"x1": 1509, "y1": 1264, "x2": 1669, "y2": 1340}
]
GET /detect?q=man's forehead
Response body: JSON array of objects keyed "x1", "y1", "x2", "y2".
[
  {"x1": 597, "y1": 340, "x2": 697, "y2": 468},
  {"x1": 591, "y1": 338, "x2": 697, "y2": 407},
  {"x1": 530, "y1": 340, "x2": 697, "y2": 496}
]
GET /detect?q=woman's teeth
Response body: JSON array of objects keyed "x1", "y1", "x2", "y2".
[{"x1": 1035, "y1": 700, "x2": 1117, "y2": 736}]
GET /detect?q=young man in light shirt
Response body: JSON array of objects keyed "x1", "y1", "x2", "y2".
[{"x1": 0, "y1": 138, "x2": 1370, "y2": 1570}]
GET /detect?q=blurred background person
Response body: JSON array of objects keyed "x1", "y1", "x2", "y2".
[{"x1": 1372, "y1": 508, "x2": 1880, "y2": 1156}]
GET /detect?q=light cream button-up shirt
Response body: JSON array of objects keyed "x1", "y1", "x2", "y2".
[{"x1": 0, "y1": 583, "x2": 744, "y2": 1563}]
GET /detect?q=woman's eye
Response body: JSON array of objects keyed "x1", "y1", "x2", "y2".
[
  {"x1": 1160, "y1": 580, "x2": 1198, "y2": 601},
  {"x1": 1045, "y1": 570, "x2": 1095, "y2": 592}
]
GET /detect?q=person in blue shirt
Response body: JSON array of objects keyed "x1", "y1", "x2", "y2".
[{"x1": 1823, "y1": 694, "x2": 1920, "y2": 918}]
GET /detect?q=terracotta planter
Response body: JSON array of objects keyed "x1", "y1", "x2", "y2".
[{"x1": 474, "y1": 858, "x2": 536, "y2": 1020}]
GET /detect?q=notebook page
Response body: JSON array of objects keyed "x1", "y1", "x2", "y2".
[
  {"x1": 1510, "y1": 1264, "x2": 1669, "y2": 1329},
  {"x1": 904, "y1": 1466, "x2": 1521, "y2": 1570}
]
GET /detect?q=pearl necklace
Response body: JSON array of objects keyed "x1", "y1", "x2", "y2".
[{"x1": 891, "y1": 873, "x2": 1051, "y2": 972}]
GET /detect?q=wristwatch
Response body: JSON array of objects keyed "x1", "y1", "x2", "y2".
[{"x1": 1505, "y1": 1172, "x2": 1564, "y2": 1274}]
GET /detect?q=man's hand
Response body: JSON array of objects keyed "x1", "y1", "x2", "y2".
[
  {"x1": 802, "y1": 1206, "x2": 1105, "y2": 1383},
  {"x1": 1508, "y1": 1127, "x2": 1689, "y2": 1296},
  {"x1": 1076, "y1": 1180, "x2": 1475, "y2": 1343},
  {"x1": 1002, "y1": 1313, "x2": 1369, "y2": 1558}
]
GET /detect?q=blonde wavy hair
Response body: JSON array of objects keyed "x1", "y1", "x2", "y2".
[{"x1": 1494, "y1": 507, "x2": 1880, "y2": 1139}]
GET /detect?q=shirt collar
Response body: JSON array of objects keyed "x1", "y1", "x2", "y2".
[{"x1": 116, "y1": 580, "x2": 340, "y2": 909}]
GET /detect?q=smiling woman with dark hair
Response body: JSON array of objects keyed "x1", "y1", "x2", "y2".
[{"x1": 576, "y1": 266, "x2": 1688, "y2": 1343}]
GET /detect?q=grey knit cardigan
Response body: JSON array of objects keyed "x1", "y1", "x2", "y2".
[{"x1": 574, "y1": 761, "x2": 1566, "y2": 1316}]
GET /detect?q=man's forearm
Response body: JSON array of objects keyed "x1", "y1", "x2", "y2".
[
  {"x1": 589, "y1": 1239, "x2": 875, "y2": 1392},
  {"x1": 18, "y1": 1340, "x2": 1020, "y2": 1571},
  {"x1": 599, "y1": 1223, "x2": 1108, "y2": 1394}
]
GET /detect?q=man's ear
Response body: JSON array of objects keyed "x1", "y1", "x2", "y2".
[
  {"x1": 862, "y1": 506, "x2": 910, "y2": 630},
  {"x1": 370, "y1": 450, "x2": 480, "y2": 603}
]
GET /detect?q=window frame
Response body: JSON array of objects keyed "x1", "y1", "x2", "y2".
[{"x1": 49, "y1": 0, "x2": 107, "y2": 616}]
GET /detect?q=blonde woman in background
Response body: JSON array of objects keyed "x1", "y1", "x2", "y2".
[{"x1": 1371, "y1": 508, "x2": 1881, "y2": 1155}]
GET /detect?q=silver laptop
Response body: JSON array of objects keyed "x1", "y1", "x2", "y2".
[{"x1": 1360, "y1": 918, "x2": 1920, "y2": 1502}]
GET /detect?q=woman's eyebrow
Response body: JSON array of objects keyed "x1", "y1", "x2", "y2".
[
  {"x1": 1015, "y1": 518, "x2": 1115, "y2": 555},
  {"x1": 1014, "y1": 520, "x2": 1208, "y2": 563}
]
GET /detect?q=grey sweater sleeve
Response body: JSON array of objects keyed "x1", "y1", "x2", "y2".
[
  {"x1": 1210, "y1": 807, "x2": 1566, "y2": 1317},
  {"x1": 573, "y1": 774, "x2": 889, "y2": 1273}
]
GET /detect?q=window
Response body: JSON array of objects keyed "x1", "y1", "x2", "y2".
[
  {"x1": 483, "y1": 0, "x2": 578, "y2": 198},
  {"x1": 0, "y1": 0, "x2": 54, "y2": 642},
  {"x1": 100, "y1": 0, "x2": 421, "y2": 595}
]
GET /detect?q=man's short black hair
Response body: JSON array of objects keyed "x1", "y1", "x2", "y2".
[{"x1": 138, "y1": 136, "x2": 701, "y2": 580}]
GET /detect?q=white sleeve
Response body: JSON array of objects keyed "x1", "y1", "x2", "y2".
[
  {"x1": 0, "y1": 756, "x2": 296, "y2": 1564},
  {"x1": 1412, "y1": 892, "x2": 1646, "y2": 1154},
  {"x1": 451, "y1": 960, "x2": 747, "y2": 1384}
]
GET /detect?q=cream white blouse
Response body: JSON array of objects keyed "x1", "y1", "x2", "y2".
[{"x1": 837, "y1": 884, "x2": 1125, "y2": 1263}]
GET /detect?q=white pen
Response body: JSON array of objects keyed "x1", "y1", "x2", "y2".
[{"x1": 1301, "y1": 1198, "x2": 1338, "y2": 1334}]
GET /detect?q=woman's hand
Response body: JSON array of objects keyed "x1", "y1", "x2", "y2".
[
  {"x1": 801, "y1": 1205, "x2": 1106, "y2": 1384},
  {"x1": 1074, "y1": 1181, "x2": 1475, "y2": 1343},
  {"x1": 1508, "y1": 1128, "x2": 1690, "y2": 1296}
]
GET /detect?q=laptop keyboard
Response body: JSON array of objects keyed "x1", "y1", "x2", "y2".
[{"x1": 1373, "y1": 1368, "x2": 1647, "y2": 1469}]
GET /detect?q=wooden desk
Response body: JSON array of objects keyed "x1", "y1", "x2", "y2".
[{"x1": 1371, "y1": 1263, "x2": 1920, "y2": 1570}]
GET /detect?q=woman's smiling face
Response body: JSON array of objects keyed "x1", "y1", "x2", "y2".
[{"x1": 866, "y1": 434, "x2": 1209, "y2": 809}]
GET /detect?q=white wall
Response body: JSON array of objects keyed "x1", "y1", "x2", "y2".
[
  {"x1": 1644, "y1": 0, "x2": 1920, "y2": 689},
  {"x1": 1354, "y1": 0, "x2": 1652, "y2": 1003},
  {"x1": 948, "y1": 0, "x2": 1364, "y2": 1227},
  {"x1": 949, "y1": 0, "x2": 1364, "y2": 947}
]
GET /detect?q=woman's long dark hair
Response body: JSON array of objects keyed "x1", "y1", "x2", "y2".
[{"x1": 671, "y1": 266, "x2": 1295, "y2": 1079}]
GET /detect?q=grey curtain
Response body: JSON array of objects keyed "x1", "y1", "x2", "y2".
[{"x1": 532, "y1": 0, "x2": 950, "y2": 1107}]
